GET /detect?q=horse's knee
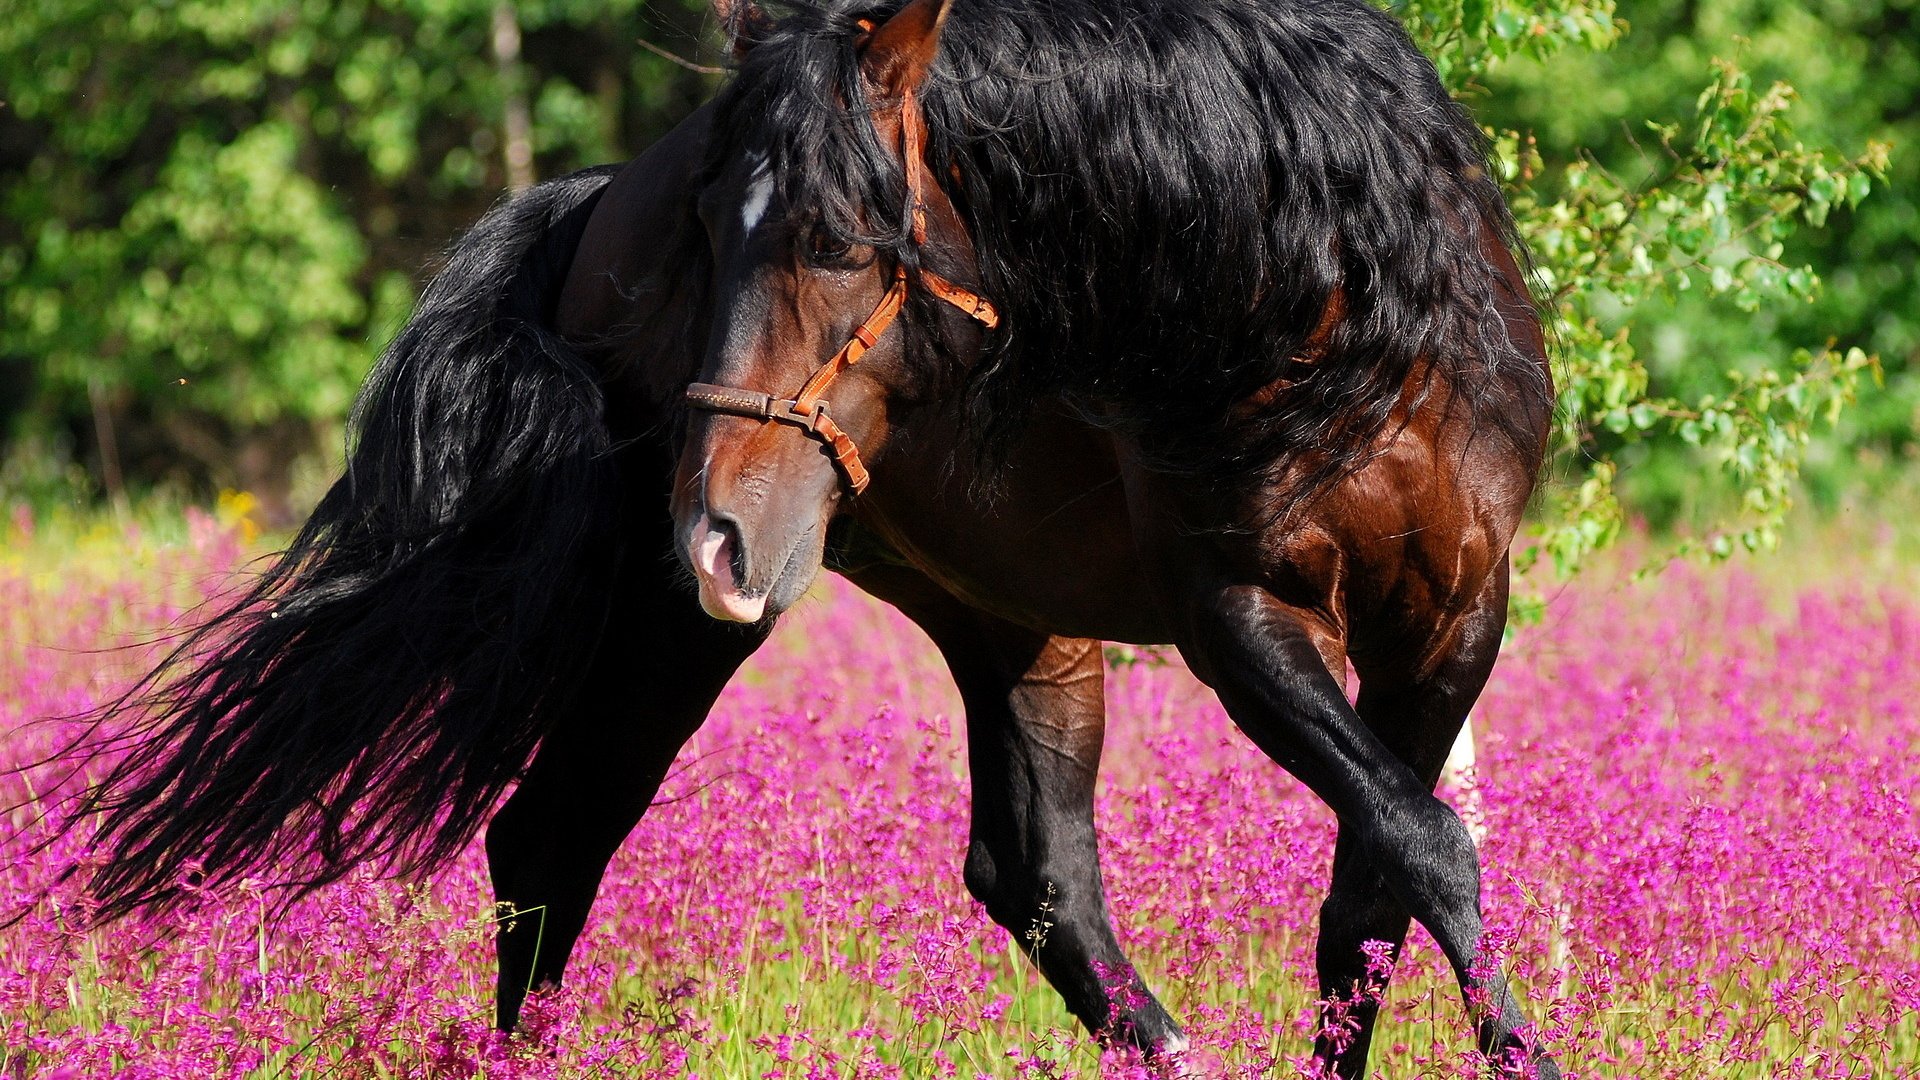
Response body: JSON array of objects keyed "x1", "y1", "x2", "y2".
[
  {"x1": 1414, "y1": 798, "x2": 1481, "y2": 891},
  {"x1": 967, "y1": 838, "x2": 1059, "y2": 938},
  {"x1": 1364, "y1": 796, "x2": 1483, "y2": 951},
  {"x1": 963, "y1": 840, "x2": 1012, "y2": 918}
]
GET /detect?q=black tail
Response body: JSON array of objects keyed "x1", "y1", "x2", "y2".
[{"x1": 72, "y1": 165, "x2": 627, "y2": 919}]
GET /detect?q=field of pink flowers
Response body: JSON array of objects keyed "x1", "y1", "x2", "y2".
[{"x1": 2, "y1": 507, "x2": 1916, "y2": 1078}]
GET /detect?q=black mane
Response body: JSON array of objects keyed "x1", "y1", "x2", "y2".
[{"x1": 710, "y1": 0, "x2": 1548, "y2": 502}]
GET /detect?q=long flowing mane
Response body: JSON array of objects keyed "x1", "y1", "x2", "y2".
[{"x1": 710, "y1": 0, "x2": 1548, "y2": 500}]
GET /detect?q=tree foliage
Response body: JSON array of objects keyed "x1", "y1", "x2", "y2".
[
  {"x1": 1484, "y1": 0, "x2": 1920, "y2": 507},
  {"x1": 0, "y1": 0, "x2": 1903, "y2": 568},
  {"x1": 0, "y1": 0, "x2": 719, "y2": 512},
  {"x1": 1398, "y1": 0, "x2": 1892, "y2": 593}
]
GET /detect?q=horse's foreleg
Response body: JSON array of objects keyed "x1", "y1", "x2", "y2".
[
  {"x1": 1180, "y1": 584, "x2": 1556, "y2": 1079},
  {"x1": 485, "y1": 569, "x2": 767, "y2": 1032},
  {"x1": 957, "y1": 634, "x2": 1185, "y2": 1055},
  {"x1": 846, "y1": 564, "x2": 1184, "y2": 1055},
  {"x1": 1313, "y1": 574, "x2": 1513, "y2": 1077}
]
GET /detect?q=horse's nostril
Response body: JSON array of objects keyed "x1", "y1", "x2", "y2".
[
  {"x1": 690, "y1": 513, "x2": 768, "y2": 622},
  {"x1": 721, "y1": 524, "x2": 747, "y2": 585},
  {"x1": 695, "y1": 516, "x2": 740, "y2": 589}
]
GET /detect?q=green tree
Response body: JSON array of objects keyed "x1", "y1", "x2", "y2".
[
  {"x1": 0, "y1": 0, "x2": 1896, "y2": 566},
  {"x1": 1479, "y1": 0, "x2": 1920, "y2": 525},
  {"x1": 1396, "y1": 0, "x2": 1891, "y2": 595},
  {"x1": 0, "y1": 0, "x2": 721, "y2": 518}
]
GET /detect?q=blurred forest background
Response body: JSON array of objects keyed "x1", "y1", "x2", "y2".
[{"x1": 0, "y1": 0, "x2": 1912, "y2": 543}]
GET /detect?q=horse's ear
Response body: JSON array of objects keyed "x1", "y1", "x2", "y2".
[
  {"x1": 714, "y1": 0, "x2": 772, "y2": 59},
  {"x1": 859, "y1": 0, "x2": 953, "y2": 99}
]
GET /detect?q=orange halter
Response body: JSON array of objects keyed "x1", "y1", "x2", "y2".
[{"x1": 684, "y1": 86, "x2": 998, "y2": 495}]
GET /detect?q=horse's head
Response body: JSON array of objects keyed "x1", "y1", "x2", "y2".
[{"x1": 674, "y1": 0, "x2": 994, "y2": 622}]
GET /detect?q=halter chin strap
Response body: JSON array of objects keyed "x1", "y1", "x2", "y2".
[{"x1": 685, "y1": 81, "x2": 998, "y2": 496}]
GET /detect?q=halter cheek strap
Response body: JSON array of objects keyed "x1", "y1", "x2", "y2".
[{"x1": 685, "y1": 82, "x2": 997, "y2": 495}]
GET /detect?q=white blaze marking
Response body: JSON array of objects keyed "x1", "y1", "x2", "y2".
[{"x1": 740, "y1": 155, "x2": 773, "y2": 237}]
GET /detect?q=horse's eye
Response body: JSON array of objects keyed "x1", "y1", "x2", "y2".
[{"x1": 806, "y1": 225, "x2": 852, "y2": 265}]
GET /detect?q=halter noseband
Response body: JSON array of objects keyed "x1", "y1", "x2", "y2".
[{"x1": 684, "y1": 84, "x2": 999, "y2": 495}]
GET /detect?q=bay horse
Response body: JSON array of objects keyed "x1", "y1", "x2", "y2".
[{"x1": 67, "y1": 1, "x2": 1558, "y2": 1076}]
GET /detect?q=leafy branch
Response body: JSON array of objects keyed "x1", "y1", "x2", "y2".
[{"x1": 1500, "y1": 51, "x2": 1887, "y2": 587}]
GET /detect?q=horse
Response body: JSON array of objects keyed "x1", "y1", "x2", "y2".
[
  {"x1": 67, "y1": 1, "x2": 1559, "y2": 1076},
  {"x1": 72, "y1": 116, "x2": 1187, "y2": 1065}
]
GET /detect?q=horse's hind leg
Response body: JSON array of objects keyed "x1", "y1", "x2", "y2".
[
  {"x1": 1178, "y1": 582, "x2": 1557, "y2": 1079},
  {"x1": 486, "y1": 560, "x2": 767, "y2": 1031},
  {"x1": 847, "y1": 566, "x2": 1185, "y2": 1055},
  {"x1": 1313, "y1": 572, "x2": 1533, "y2": 1077}
]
